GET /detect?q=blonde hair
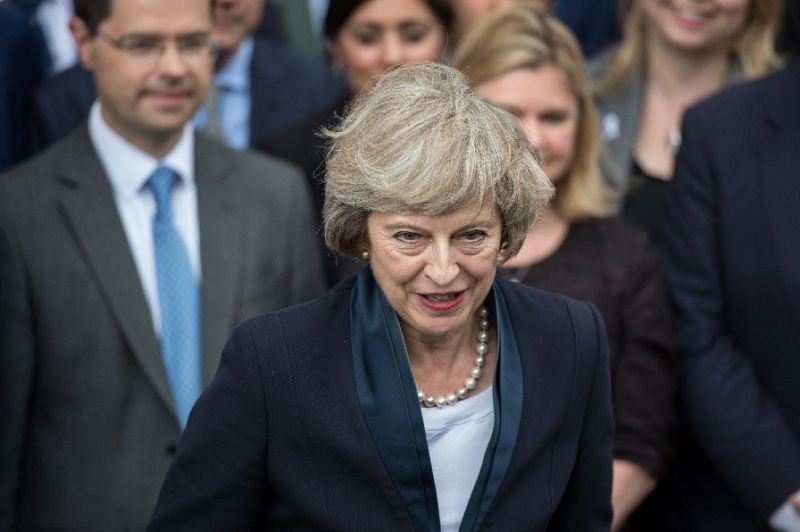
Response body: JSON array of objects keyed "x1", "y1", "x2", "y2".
[
  {"x1": 597, "y1": 0, "x2": 781, "y2": 94},
  {"x1": 322, "y1": 62, "x2": 554, "y2": 259},
  {"x1": 454, "y1": 4, "x2": 610, "y2": 221}
]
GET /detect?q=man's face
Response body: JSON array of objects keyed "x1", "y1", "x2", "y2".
[
  {"x1": 212, "y1": 0, "x2": 266, "y2": 57},
  {"x1": 72, "y1": 0, "x2": 214, "y2": 155}
]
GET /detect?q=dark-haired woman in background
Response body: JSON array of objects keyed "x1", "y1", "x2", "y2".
[
  {"x1": 259, "y1": 0, "x2": 451, "y2": 285},
  {"x1": 455, "y1": 6, "x2": 676, "y2": 529}
]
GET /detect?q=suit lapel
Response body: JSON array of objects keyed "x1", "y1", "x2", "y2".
[
  {"x1": 757, "y1": 65, "x2": 800, "y2": 325},
  {"x1": 195, "y1": 135, "x2": 243, "y2": 383},
  {"x1": 56, "y1": 127, "x2": 176, "y2": 417}
]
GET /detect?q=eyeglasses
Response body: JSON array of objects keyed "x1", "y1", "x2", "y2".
[{"x1": 96, "y1": 30, "x2": 218, "y2": 65}]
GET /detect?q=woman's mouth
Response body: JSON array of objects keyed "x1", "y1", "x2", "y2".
[
  {"x1": 672, "y1": 6, "x2": 710, "y2": 29},
  {"x1": 418, "y1": 291, "x2": 465, "y2": 311}
]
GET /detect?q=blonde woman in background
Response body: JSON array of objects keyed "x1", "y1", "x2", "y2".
[
  {"x1": 592, "y1": 0, "x2": 780, "y2": 231},
  {"x1": 455, "y1": 6, "x2": 676, "y2": 530}
]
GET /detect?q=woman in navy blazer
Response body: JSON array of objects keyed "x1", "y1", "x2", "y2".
[{"x1": 149, "y1": 62, "x2": 613, "y2": 531}]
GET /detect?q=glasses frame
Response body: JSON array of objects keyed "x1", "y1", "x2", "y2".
[{"x1": 96, "y1": 29, "x2": 219, "y2": 65}]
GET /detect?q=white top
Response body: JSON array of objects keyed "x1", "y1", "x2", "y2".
[
  {"x1": 36, "y1": 0, "x2": 77, "y2": 73},
  {"x1": 88, "y1": 102, "x2": 200, "y2": 336},
  {"x1": 771, "y1": 492, "x2": 800, "y2": 531},
  {"x1": 421, "y1": 386, "x2": 495, "y2": 532}
]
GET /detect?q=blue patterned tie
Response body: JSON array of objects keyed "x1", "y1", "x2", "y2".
[{"x1": 148, "y1": 166, "x2": 201, "y2": 428}]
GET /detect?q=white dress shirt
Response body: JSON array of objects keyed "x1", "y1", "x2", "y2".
[
  {"x1": 193, "y1": 37, "x2": 253, "y2": 150},
  {"x1": 36, "y1": 0, "x2": 77, "y2": 73},
  {"x1": 771, "y1": 493, "x2": 800, "y2": 531},
  {"x1": 88, "y1": 102, "x2": 201, "y2": 336},
  {"x1": 421, "y1": 385, "x2": 494, "y2": 532}
]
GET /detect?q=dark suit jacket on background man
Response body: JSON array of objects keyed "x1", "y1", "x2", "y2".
[
  {"x1": 658, "y1": 60, "x2": 800, "y2": 531},
  {"x1": 0, "y1": 125, "x2": 325, "y2": 530}
]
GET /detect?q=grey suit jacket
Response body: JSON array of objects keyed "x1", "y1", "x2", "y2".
[
  {"x1": 0, "y1": 125, "x2": 326, "y2": 531},
  {"x1": 589, "y1": 53, "x2": 743, "y2": 210}
]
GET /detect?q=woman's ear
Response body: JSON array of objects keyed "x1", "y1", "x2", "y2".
[{"x1": 497, "y1": 243, "x2": 509, "y2": 264}]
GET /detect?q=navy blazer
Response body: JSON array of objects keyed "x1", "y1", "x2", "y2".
[
  {"x1": 148, "y1": 276, "x2": 613, "y2": 531},
  {"x1": 0, "y1": 3, "x2": 46, "y2": 171},
  {"x1": 658, "y1": 62, "x2": 800, "y2": 529},
  {"x1": 30, "y1": 38, "x2": 346, "y2": 151}
]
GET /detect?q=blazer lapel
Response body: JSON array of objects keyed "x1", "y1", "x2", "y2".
[
  {"x1": 56, "y1": 127, "x2": 176, "y2": 417},
  {"x1": 598, "y1": 58, "x2": 644, "y2": 194},
  {"x1": 195, "y1": 136, "x2": 243, "y2": 383},
  {"x1": 757, "y1": 66, "x2": 800, "y2": 326}
]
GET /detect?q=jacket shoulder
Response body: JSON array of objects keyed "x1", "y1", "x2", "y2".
[
  {"x1": 0, "y1": 127, "x2": 87, "y2": 195},
  {"x1": 233, "y1": 282, "x2": 353, "y2": 353},
  {"x1": 686, "y1": 64, "x2": 794, "y2": 127},
  {"x1": 497, "y1": 278, "x2": 602, "y2": 336},
  {"x1": 196, "y1": 134, "x2": 305, "y2": 184}
]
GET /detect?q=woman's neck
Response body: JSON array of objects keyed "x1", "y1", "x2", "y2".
[
  {"x1": 403, "y1": 318, "x2": 475, "y2": 372},
  {"x1": 404, "y1": 309, "x2": 497, "y2": 400},
  {"x1": 644, "y1": 33, "x2": 731, "y2": 105},
  {"x1": 502, "y1": 206, "x2": 569, "y2": 269},
  {"x1": 635, "y1": 34, "x2": 731, "y2": 179}
]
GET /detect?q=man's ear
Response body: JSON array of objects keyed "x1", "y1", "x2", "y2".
[{"x1": 70, "y1": 17, "x2": 96, "y2": 71}]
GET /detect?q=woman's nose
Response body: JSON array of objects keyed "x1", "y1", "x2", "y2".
[
  {"x1": 381, "y1": 35, "x2": 405, "y2": 68},
  {"x1": 522, "y1": 119, "x2": 543, "y2": 150},
  {"x1": 423, "y1": 244, "x2": 459, "y2": 285}
]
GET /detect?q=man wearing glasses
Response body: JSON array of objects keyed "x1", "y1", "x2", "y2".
[
  {"x1": 0, "y1": 0, "x2": 325, "y2": 529},
  {"x1": 29, "y1": 0, "x2": 346, "y2": 154}
]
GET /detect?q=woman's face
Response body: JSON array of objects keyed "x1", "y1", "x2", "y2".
[
  {"x1": 641, "y1": 0, "x2": 749, "y2": 52},
  {"x1": 366, "y1": 203, "x2": 503, "y2": 344},
  {"x1": 476, "y1": 66, "x2": 578, "y2": 183},
  {"x1": 328, "y1": 0, "x2": 447, "y2": 95}
]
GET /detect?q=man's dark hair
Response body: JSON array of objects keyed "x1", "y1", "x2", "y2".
[
  {"x1": 73, "y1": 0, "x2": 216, "y2": 35},
  {"x1": 74, "y1": 0, "x2": 110, "y2": 35}
]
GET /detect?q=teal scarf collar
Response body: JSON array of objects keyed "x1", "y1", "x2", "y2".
[{"x1": 349, "y1": 268, "x2": 524, "y2": 531}]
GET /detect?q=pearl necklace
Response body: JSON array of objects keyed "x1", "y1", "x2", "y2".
[{"x1": 417, "y1": 306, "x2": 490, "y2": 408}]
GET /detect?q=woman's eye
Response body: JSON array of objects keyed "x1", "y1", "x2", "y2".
[
  {"x1": 462, "y1": 230, "x2": 486, "y2": 242},
  {"x1": 396, "y1": 231, "x2": 420, "y2": 242},
  {"x1": 352, "y1": 30, "x2": 380, "y2": 45},
  {"x1": 401, "y1": 24, "x2": 430, "y2": 43},
  {"x1": 541, "y1": 111, "x2": 568, "y2": 124}
]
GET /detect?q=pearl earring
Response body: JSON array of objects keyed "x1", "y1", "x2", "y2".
[{"x1": 361, "y1": 250, "x2": 369, "y2": 261}]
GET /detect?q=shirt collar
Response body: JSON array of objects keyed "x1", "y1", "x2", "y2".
[
  {"x1": 88, "y1": 101, "x2": 195, "y2": 199},
  {"x1": 215, "y1": 36, "x2": 253, "y2": 92}
]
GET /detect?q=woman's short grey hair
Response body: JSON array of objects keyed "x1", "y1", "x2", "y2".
[{"x1": 321, "y1": 62, "x2": 553, "y2": 259}]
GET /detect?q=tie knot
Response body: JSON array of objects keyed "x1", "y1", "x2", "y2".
[{"x1": 148, "y1": 166, "x2": 177, "y2": 213}]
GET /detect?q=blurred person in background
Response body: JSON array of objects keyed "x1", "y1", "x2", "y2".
[
  {"x1": 448, "y1": 0, "x2": 549, "y2": 46},
  {"x1": 0, "y1": 1, "x2": 47, "y2": 172},
  {"x1": 447, "y1": 0, "x2": 620, "y2": 57},
  {"x1": 776, "y1": 0, "x2": 800, "y2": 60},
  {"x1": 0, "y1": 0, "x2": 324, "y2": 528},
  {"x1": 592, "y1": 0, "x2": 780, "y2": 232},
  {"x1": 260, "y1": 0, "x2": 452, "y2": 286},
  {"x1": 659, "y1": 57, "x2": 800, "y2": 532},
  {"x1": 29, "y1": 0, "x2": 345, "y2": 153},
  {"x1": 455, "y1": 5, "x2": 676, "y2": 530}
]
